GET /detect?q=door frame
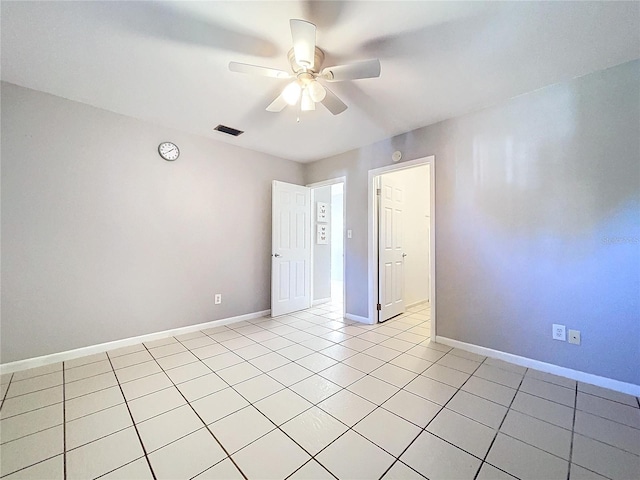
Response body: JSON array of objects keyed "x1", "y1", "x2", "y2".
[
  {"x1": 307, "y1": 176, "x2": 347, "y2": 319},
  {"x1": 368, "y1": 156, "x2": 435, "y2": 338}
]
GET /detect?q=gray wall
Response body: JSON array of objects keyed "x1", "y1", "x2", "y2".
[
  {"x1": 1, "y1": 82, "x2": 304, "y2": 363},
  {"x1": 305, "y1": 60, "x2": 640, "y2": 385},
  {"x1": 312, "y1": 186, "x2": 331, "y2": 301}
]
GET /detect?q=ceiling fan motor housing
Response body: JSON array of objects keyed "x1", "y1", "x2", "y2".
[{"x1": 288, "y1": 47, "x2": 325, "y2": 74}]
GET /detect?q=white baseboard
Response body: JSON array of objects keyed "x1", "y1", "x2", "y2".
[
  {"x1": 407, "y1": 300, "x2": 430, "y2": 309},
  {"x1": 436, "y1": 336, "x2": 640, "y2": 397},
  {"x1": 345, "y1": 313, "x2": 373, "y2": 325},
  {"x1": 0, "y1": 309, "x2": 271, "y2": 375},
  {"x1": 312, "y1": 297, "x2": 332, "y2": 306}
]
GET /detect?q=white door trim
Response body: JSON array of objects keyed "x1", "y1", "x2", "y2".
[
  {"x1": 307, "y1": 176, "x2": 346, "y2": 319},
  {"x1": 368, "y1": 156, "x2": 436, "y2": 339}
]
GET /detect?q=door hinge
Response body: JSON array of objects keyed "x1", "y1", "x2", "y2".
[
  {"x1": 376, "y1": 303, "x2": 381, "y2": 311},
  {"x1": 376, "y1": 188, "x2": 381, "y2": 196}
]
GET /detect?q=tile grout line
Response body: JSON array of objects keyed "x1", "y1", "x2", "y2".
[
  {"x1": 473, "y1": 363, "x2": 527, "y2": 480},
  {"x1": 140, "y1": 342, "x2": 249, "y2": 480},
  {"x1": 105, "y1": 353, "x2": 157, "y2": 480},
  {"x1": 0, "y1": 373, "x2": 14, "y2": 411},
  {"x1": 566, "y1": 381, "x2": 579, "y2": 480}
]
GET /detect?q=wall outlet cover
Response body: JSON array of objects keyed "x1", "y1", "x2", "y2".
[
  {"x1": 214, "y1": 294, "x2": 222, "y2": 305},
  {"x1": 568, "y1": 329, "x2": 581, "y2": 345},
  {"x1": 552, "y1": 324, "x2": 566, "y2": 341}
]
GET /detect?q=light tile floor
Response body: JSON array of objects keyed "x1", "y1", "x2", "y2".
[{"x1": 1, "y1": 301, "x2": 639, "y2": 479}]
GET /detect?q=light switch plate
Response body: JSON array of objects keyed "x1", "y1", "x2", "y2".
[{"x1": 347, "y1": 229, "x2": 352, "y2": 239}]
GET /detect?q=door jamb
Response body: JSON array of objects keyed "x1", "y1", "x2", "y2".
[
  {"x1": 368, "y1": 156, "x2": 436, "y2": 339},
  {"x1": 307, "y1": 176, "x2": 347, "y2": 319}
]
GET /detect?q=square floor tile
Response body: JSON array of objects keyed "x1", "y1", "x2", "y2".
[
  {"x1": 405, "y1": 345, "x2": 446, "y2": 362},
  {"x1": 278, "y1": 344, "x2": 315, "y2": 361},
  {"x1": 101, "y1": 458, "x2": 153, "y2": 479},
  {"x1": 404, "y1": 375, "x2": 457, "y2": 405},
  {"x1": 64, "y1": 372, "x2": 117, "y2": 401},
  {"x1": 289, "y1": 460, "x2": 334, "y2": 479},
  {"x1": 148, "y1": 427, "x2": 226, "y2": 479},
  {"x1": 192, "y1": 458, "x2": 244, "y2": 479},
  {"x1": 511, "y1": 391, "x2": 574, "y2": 429},
  {"x1": 65, "y1": 403, "x2": 132, "y2": 450},
  {"x1": 476, "y1": 463, "x2": 518, "y2": 479},
  {"x1": 568, "y1": 464, "x2": 609, "y2": 480},
  {"x1": 578, "y1": 382, "x2": 637, "y2": 407},
  {"x1": 110, "y1": 350, "x2": 153, "y2": 370},
  {"x1": 127, "y1": 387, "x2": 186, "y2": 423},
  {"x1": 520, "y1": 376, "x2": 575, "y2": 407},
  {"x1": 320, "y1": 344, "x2": 358, "y2": 361},
  {"x1": 191, "y1": 343, "x2": 229, "y2": 360},
  {"x1": 389, "y1": 353, "x2": 432, "y2": 374},
  {"x1": 474, "y1": 364, "x2": 523, "y2": 389},
  {"x1": 290, "y1": 375, "x2": 343, "y2": 404},
  {"x1": 267, "y1": 362, "x2": 313, "y2": 386},
  {"x1": 527, "y1": 369, "x2": 576, "y2": 390},
  {"x1": 155, "y1": 351, "x2": 199, "y2": 370},
  {"x1": 254, "y1": 388, "x2": 312, "y2": 425},
  {"x1": 461, "y1": 376, "x2": 516, "y2": 407},
  {"x1": 316, "y1": 430, "x2": 395, "y2": 480},
  {"x1": 381, "y1": 461, "x2": 425, "y2": 479},
  {"x1": 0, "y1": 426, "x2": 63, "y2": 476},
  {"x1": 137, "y1": 404, "x2": 203, "y2": 453},
  {"x1": 364, "y1": 345, "x2": 403, "y2": 362},
  {"x1": 371, "y1": 363, "x2": 418, "y2": 388},
  {"x1": 342, "y1": 353, "x2": 386, "y2": 373},
  {"x1": 0, "y1": 403, "x2": 63, "y2": 443},
  {"x1": 347, "y1": 375, "x2": 399, "y2": 405},
  {"x1": 191, "y1": 387, "x2": 249, "y2": 424},
  {"x1": 232, "y1": 374, "x2": 284, "y2": 403},
  {"x1": 1, "y1": 454, "x2": 64, "y2": 480},
  {"x1": 574, "y1": 410, "x2": 640, "y2": 455},
  {"x1": 317, "y1": 389, "x2": 376, "y2": 426},
  {"x1": 66, "y1": 427, "x2": 144, "y2": 480},
  {"x1": 295, "y1": 352, "x2": 337, "y2": 372},
  {"x1": 577, "y1": 392, "x2": 640, "y2": 429},
  {"x1": 216, "y1": 362, "x2": 262, "y2": 385},
  {"x1": 261, "y1": 336, "x2": 296, "y2": 351},
  {"x1": 6, "y1": 372, "x2": 63, "y2": 399},
  {"x1": 571, "y1": 433, "x2": 640, "y2": 480},
  {"x1": 203, "y1": 352, "x2": 245, "y2": 372},
  {"x1": 436, "y1": 353, "x2": 481, "y2": 374},
  {"x1": 281, "y1": 406, "x2": 348, "y2": 455},
  {"x1": 232, "y1": 428, "x2": 310, "y2": 480},
  {"x1": 64, "y1": 362, "x2": 111, "y2": 383},
  {"x1": 176, "y1": 373, "x2": 227, "y2": 402},
  {"x1": 426, "y1": 408, "x2": 496, "y2": 458},
  {"x1": 120, "y1": 372, "x2": 173, "y2": 400},
  {"x1": 401, "y1": 431, "x2": 481, "y2": 480},
  {"x1": 486, "y1": 433, "x2": 568, "y2": 480},
  {"x1": 108, "y1": 344, "x2": 146, "y2": 358},
  {"x1": 447, "y1": 390, "x2": 508, "y2": 429},
  {"x1": 209, "y1": 405, "x2": 275, "y2": 454},
  {"x1": 319, "y1": 363, "x2": 365, "y2": 388},
  {"x1": 249, "y1": 351, "x2": 291, "y2": 372},
  {"x1": 165, "y1": 361, "x2": 210, "y2": 384},
  {"x1": 234, "y1": 343, "x2": 272, "y2": 360},
  {"x1": 500, "y1": 409, "x2": 572, "y2": 459},
  {"x1": 422, "y1": 364, "x2": 470, "y2": 388},
  {"x1": 0, "y1": 385, "x2": 62, "y2": 419},
  {"x1": 12, "y1": 363, "x2": 62, "y2": 381},
  {"x1": 65, "y1": 385, "x2": 124, "y2": 421},
  {"x1": 114, "y1": 361, "x2": 162, "y2": 384},
  {"x1": 354, "y1": 407, "x2": 421, "y2": 456},
  {"x1": 181, "y1": 336, "x2": 216, "y2": 350},
  {"x1": 382, "y1": 389, "x2": 441, "y2": 428}
]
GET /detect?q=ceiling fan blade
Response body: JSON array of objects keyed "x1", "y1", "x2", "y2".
[
  {"x1": 266, "y1": 94, "x2": 288, "y2": 112},
  {"x1": 290, "y1": 19, "x2": 316, "y2": 69},
  {"x1": 320, "y1": 87, "x2": 347, "y2": 115},
  {"x1": 229, "y1": 62, "x2": 291, "y2": 79},
  {"x1": 321, "y1": 59, "x2": 381, "y2": 81}
]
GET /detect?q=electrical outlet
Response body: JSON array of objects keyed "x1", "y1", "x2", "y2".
[
  {"x1": 214, "y1": 294, "x2": 222, "y2": 305},
  {"x1": 552, "y1": 324, "x2": 566, "y2": 341},
  {"x1": 347, "y1": 229, "x2": 352, "y2": 239},
  {"x1": 568, "y1": 329, "x2": 581, "y2": 345}
]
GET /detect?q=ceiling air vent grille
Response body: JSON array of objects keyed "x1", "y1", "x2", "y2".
[{"x1": 214, "y1": 124, "x2": 244, "y2": 137}]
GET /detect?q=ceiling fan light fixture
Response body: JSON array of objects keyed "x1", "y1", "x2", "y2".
[
  {"x1": 301, "y1": 88, "x2": 315, "y2": 111},
  {"x1": 308, "y1": 80, "x2": 326, "y2": 102},
  {"x1": 282, "y1": 81, "x2": 302, "y2": 105}
]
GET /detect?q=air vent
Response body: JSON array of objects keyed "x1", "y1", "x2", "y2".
[{"x1": 214, "y1": 124, "x2": 244, "y2": 137}]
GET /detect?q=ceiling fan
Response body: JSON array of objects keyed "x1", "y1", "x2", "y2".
[{"x1": 229, "y1": 19, "x2": 381, "y2": 115}]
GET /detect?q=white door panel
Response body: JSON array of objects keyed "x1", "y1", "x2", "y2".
[
  {"x1": 272, "y1": 181, "x2": 311, "y2": 316},
  {"x1": 379, "y1": 176, "x2": 406, "y2": 321}
]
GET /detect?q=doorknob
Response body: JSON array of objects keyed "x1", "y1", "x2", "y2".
[
  {"x1": 402, "y1": 253, "x2": 407, "y2": 258},
  {"x1": 273, "y1": 253, "x2": 281, "y2": 257}
]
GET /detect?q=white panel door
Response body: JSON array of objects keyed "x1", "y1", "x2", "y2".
[
  {"x1": 378, "y1": 175, "x2": 406, "y2": 321},
  {"x1": 272, "y1": 180, "x2": 311, "y2": 317}
]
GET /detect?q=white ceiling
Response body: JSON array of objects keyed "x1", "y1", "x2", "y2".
[{"x1": 2, "y1": 1, "x2": 639, "y2": 163}]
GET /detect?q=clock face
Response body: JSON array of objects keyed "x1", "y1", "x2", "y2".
[{"x1": 158, "y1": 142, "x2": 179, "y2": 161}]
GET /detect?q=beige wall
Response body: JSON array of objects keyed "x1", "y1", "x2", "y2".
[
  {"x1": 1, "y1": 82, "x2": 305, "y2": 363},
  {"x1": 306, "y1": 60, "x2": 640, "y2": 386}
]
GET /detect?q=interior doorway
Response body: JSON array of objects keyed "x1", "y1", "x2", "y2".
[
  {"x1": 309, "y1": 177, "x2": 346, "y2": 317},
  {"x1": 368, "y1": 157, "x2": 435, "y2": 335}
]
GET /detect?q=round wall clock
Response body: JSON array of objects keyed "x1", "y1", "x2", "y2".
[{"x1": 158, "y1": 142, "x2": 180, "y2": 161}]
